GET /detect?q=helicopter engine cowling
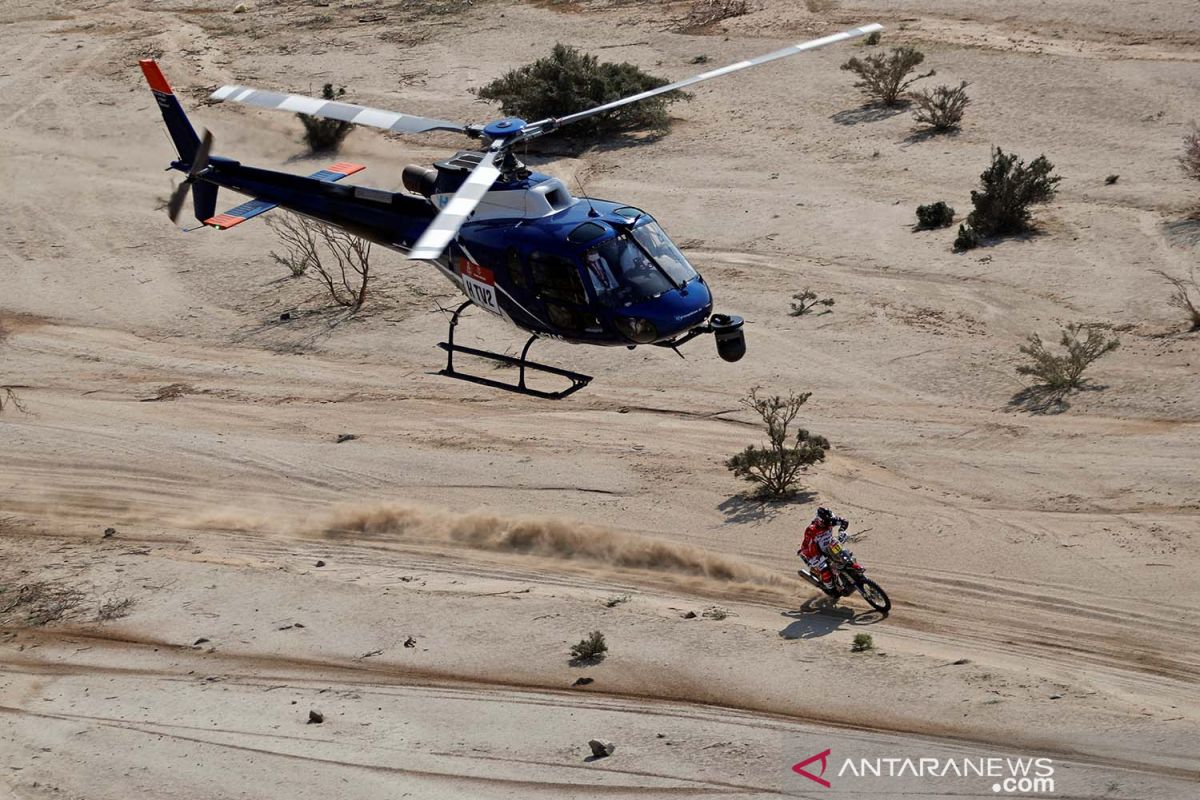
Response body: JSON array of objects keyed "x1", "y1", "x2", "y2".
[{"x1": 710, "y1": 314, "x2": 746, "y2": 362}]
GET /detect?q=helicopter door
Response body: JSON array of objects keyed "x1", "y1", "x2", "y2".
[{"x1": 527, "y1": 251, "x2": 600, "y2": 335}]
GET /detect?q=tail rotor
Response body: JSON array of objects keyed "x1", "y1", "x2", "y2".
[{"x1": 166, "y1": 129, "x2": 214, "y2": 223}]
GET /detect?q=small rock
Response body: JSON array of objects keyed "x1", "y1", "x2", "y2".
[
  {"x1": 308, "y1": 709, "x2": 324, "y2": 724},
  {"x1": 233, "y1": 3, "x2": 248, "y2": 13},
  {"x1": 682, "y1": 611, "x2": 697, "y2": 619},
  {"x1": 192, "y1": 637, "x2": 210, "y2": 646},
  {"x1": 951, "y1": 658, "x2": 970, "y2": 665},
  {"x1": 1105, "y1": 174, "x2": 1119, "y2": 185},
  {"x1": 315, "y1": 560, "x2": 326, "y2": 567},
  {"x1": 294, "y1": 622, "x2": 305, "y2": 628},
  {"x1": 336, "y1": 433, "x2": 357, "y2": 443},
  {"x1": 1049, "y1": 693, "x2": 1064, "y2": 700},
  {"x1": 572, "y1": 677, "x2": 594, "y2": 687},
  {"x1": 656, "y1": 733, "x2": 666, "y2": 738},
  {"x1": 403, "y1": 636, "x2": 417, "y2": 648},
  {"x1": 103, "y1": 527, "x2": 117, "y2": 538},
  {"x1": 279, "y1": 311, "x2": 291, "y2": 321},
  {"x1": 587, "y1": 739, "x2": 615, "y2": 759}
]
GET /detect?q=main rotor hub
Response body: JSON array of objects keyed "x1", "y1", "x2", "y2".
[{"x1": 483, "y1": 117, "x2": 527, "y2": 140}]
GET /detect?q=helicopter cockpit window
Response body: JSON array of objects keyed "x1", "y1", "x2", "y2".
[
  {"x1": 587, "y1": 234, "x2": 674, "y2": 304},
  {"x1": 630, "y1": 222, "x2": 698, "y2": 286},
  {"x1": 614, "y1": 206, "x2": 643, "y2": 220}
]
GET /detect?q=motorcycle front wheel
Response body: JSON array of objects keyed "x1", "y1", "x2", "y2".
[{"x1": 855, "y1": 578, "x2": 891, "y2": 614}]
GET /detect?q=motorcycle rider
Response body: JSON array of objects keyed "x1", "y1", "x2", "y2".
[{"x1": 798, "y1": 507, "x2": 850, "y2": 591}]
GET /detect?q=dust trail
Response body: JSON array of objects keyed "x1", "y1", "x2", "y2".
[{"x1": 323, "y1": 504, "x2": 796, "y2": 589}]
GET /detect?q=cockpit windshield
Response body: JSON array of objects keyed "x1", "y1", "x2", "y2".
[{"x1": 583, "y1": 222, "x2": 699, "y2": 306}]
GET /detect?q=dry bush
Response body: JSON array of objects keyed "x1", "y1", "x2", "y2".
[
  {"x1": 841, "y1": 46, "x2": 934, "y2": 106},
  {"x1": 912, "y1": 81, "x2": 969, "y2": 132},
  {"x1": 957, "y1": 147, "x2": 1061, "y2": 249},
  {"x1": 0, "y1": 582, "x2": 85, "y2": 626},
  {"x1": 1017, "y1": 323, "x2": 1119, "y2": 393},
  {"x1": 298, "y1": 84, "x2": 353, "y2": 154},
  {"x1": 681, "y1": 0, "x2": 750, "y2": 31},
  {"x1": 268, "y1": 213, "x2": 372, "y2": 309},
  {"x1": 1181, "y1": 125, "x2": 1200, "y2": 182},
  {"x1": 570, "y1": 630, "x2": 608, "y2": 662},
  {"x1": 726, "y1": 388, "x2": 830, "y2": 498},
  {"x1": 790, "y1": 288, "x2": 834, "y2": 316},
  {"x1": 97, "y1": 596, "x2": 136, "y2": 621},
  {"x1": 1152, "y1": 267, "x2": 1200, "y2": 330}
]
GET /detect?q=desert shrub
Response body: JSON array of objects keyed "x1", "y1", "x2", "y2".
[
  {"x1": 299, "y1": 84, "x2": 353, "y2": 153},
  {"x1": 790, "y1": 288, "x2": 835, "y2": 316},
  {"x1": 476, "y1": 44, "x2": 687, "y2": 147},
  {"x1": 803, "y1": 0, "x2": 837, "y2": 11},
  {"x1": 1017, "y1": 323, "x2": 1119, "y2": 392},
  {"x1": 863, "y1": 30, "x2": 881, "y2": 46},
  {"x1": 268, "y1": 213, "x2": 372, "y2": 309},
  {"x1": 570, "y1": 630, "x2": 608, "y2": 662},
  {"x1": 916, "y1": 201, "x2": 955, "y2": 229},
  {"x1": 1181, "y1": 125, "x2": 1200, "y2": 181},
  {"x1": 680, "y1": 0, "x2": 749, "y2": 31},
  {"x1": 0, "y1": 582, "x2": 85, "y2": 626},
  {"x1": 851, "y1": 633, "x2": 874, "y2": 652},
  {"x1": 841, "y1": 46, "x2": 934, "y2": 106},
  {"x1": 963, "y1": 147, "x2": 1061, "y2": 243},
  {"x1": 603, "y1": 594, "x2": 630, "y2": 608},
  {"x1": 726, "y1": 388, "x2": 830, "y2": 498},
  {"x1": 1152, "y1": 267, "x2": 1200, "y2": 330},
  {"x1": 953, "y1": 222, "x2": 982, "y2": 251},
  {"x1": 912, "y1": 81, "x2": 969, "y2": 132},
  {"x1": 97, "y1": 597, "x2": 136, "y2": 621}
]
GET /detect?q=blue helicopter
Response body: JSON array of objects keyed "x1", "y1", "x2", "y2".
[{"x1": 143, "y1": 23, "x2": 882, "y2": 398}]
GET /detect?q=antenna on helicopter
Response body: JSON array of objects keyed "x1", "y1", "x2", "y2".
[{"x1": 575, "y1": 172, "x2": 600, "y2": 218}]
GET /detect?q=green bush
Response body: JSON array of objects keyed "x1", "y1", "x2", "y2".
[
  {"x1": 1017, "y1": 323, "x2": 1119, "y2": 392},
  {"x1": 916, "y1": 201, "x2": 955, "y2": 229},
  {"x1": 965, "y1": 148, "x2": 1061, "y2": 239},
  {"x1": 863, "y1": 30, "x2": 881, "y2": 46},
  {"x1": 726, "y1": 388, "x2": 830, "y2": 498},
  {"x1": 570, "y1": 630, "x2": 608, "y2": 662},
  {"x1": 851, "y1": 633, "x2": 874, "y2": 652},
  {"x1": 841, "y1": 46, "x2": 934, "y2": 106},
  {"x1": 476, "y1": 44, "x2": 687, "y2": 147},
  {"x1": 954, "y1": 222, "x2": 982, "y2": 251},
  {"x1": 298, "y1": 84, "x2": 353, "y2": 153}
]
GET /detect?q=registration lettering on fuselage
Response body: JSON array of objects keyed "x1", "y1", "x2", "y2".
[{"x1": 459, "y1": 257, "x2": 502, "y2": 314}]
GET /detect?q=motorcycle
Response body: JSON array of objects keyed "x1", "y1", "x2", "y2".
[{"x1": 797, "y1": 528, "x2": 891, "y2": 614}]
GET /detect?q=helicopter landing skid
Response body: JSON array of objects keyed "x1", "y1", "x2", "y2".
[{"x1": 437, "y1": 301, "x2": 592, "y2": 400}]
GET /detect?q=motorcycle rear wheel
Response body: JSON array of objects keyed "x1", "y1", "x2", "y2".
[{"x1": 855, "y1": 578, "x2": 891, "y2": 614}]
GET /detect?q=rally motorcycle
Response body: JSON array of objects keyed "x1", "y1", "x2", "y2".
[{"x1": 797, "y1": 529, "x2": 892, "y2": 614}]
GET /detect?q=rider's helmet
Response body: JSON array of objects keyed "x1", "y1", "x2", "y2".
[{"x1": 815, "y1": 507, "x2": 834, "y2": 526}]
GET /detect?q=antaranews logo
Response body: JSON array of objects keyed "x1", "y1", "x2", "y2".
[{"x1": 791, "y1": 750, "x2": 1056, "y2": 794}]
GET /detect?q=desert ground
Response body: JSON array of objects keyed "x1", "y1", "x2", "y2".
[{"x1": 1, "y1": 1, "x2": 1198, "y2": 798}]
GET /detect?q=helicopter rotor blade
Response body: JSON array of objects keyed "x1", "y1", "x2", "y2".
[
  {"x1": 209, "y1": 85, "x2": 471, "y2": 136},
  {"x1": 166, "y1": 181, "x2": 190, "y2": 223},
  {"x1": 544, "y1": 23, "x2": 883, "y2": 133},
  {"x1": 408, "y1": 142, "x2": 504, "y2": 261},
  {"x1": 190, "y1": 128, "x2": 213, "y2": 176}
]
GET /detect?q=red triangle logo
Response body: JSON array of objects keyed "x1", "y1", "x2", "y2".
[{"x1": 792, "y1": 748, "x2": 832, "y2": 787}]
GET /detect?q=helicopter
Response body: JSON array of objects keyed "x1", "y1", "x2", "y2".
[{"x1": 141, "y1": 22, "x2": 882, "y2": 398}]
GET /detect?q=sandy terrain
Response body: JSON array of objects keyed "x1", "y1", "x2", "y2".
[{"x1": 2, "y1": 1, "x2": 1198, "y2": 797}]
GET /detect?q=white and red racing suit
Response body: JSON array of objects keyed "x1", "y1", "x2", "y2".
[{"x1": 798, "y1": 515, "x2": 848, "y2": 587}]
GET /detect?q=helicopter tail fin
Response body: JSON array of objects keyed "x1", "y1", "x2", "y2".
[{"x1": 139, "y1": 59, "x2": 202, "y2": 164}]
